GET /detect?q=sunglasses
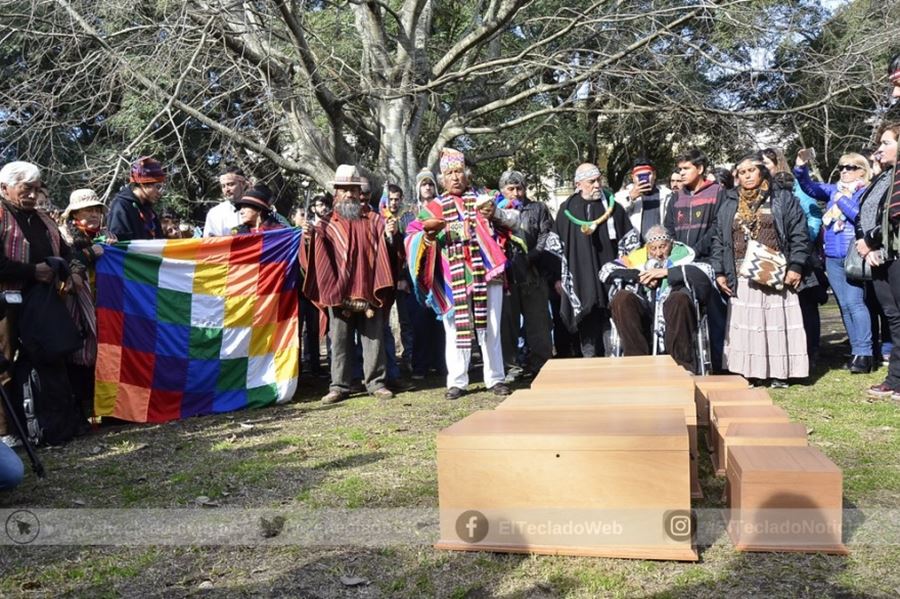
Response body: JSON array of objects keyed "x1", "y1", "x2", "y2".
[{"x1": 838, "y1": 164, "x2": 863, "y2": 172}]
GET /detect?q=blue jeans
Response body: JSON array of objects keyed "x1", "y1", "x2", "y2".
[
  {"x1": 826, "y1": 256, "x2": 872, "y2": 356},
  {"x1": 0, "y1": 441, "x2": 24, "y2": 491}
]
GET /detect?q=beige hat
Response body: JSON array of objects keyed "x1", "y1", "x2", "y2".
[
  {"x1": 63, "y1": 189, "x2": 105, "y2": 221},
  {"x1": 331, "y1": 164, "x2": 364, "y2": 188}
]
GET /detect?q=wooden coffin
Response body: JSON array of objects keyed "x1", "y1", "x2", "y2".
[
  {"x1": 692, "y1": 375, "x2": 750, "y2": 427},
  {"x1": 705, "y1": 389, "x2": 774, "y2": 450},
  {"x1": 726, "y1": 446, "x2": 846, "y2": 554},
  {"x1": 496, "y1": 389, "x2": 703, "y2": 499},
  {"x1": 710, "y1": 405, "x2": 789, "y2": 475},
  {"x1": 436, "y1": 408, "x2": 697, "y2": 561}
]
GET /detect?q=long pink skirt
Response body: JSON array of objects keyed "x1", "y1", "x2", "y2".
[{"x1": 723, "y1": 277, "x2": 809, "y2": 380}]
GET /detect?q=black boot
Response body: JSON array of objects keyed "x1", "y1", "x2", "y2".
[{"x1": 849, "y1": 355, "x2": 873, "y2": 374}]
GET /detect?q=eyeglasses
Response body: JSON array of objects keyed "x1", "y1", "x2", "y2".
[{"x1": 838, "y1": 164, "x2": 863, "y2": 172}]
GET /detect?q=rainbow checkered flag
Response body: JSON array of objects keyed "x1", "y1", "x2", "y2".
[{"x1": 93, "y1": 229, "x2": 301, "y2": 422}]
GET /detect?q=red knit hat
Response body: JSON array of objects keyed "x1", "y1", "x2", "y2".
[{"x1": 130, "y1": 156, "x2": 166, "y2": 184}]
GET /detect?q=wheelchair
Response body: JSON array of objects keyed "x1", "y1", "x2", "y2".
[{"x1": 606, "y1": 276, "x2": 712, "y2": 375}]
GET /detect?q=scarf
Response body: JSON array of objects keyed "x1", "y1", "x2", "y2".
[
  {"x1": 442, "y1": 195, "x2": 487, "y2": 349},
  {"x1": 736, "y1": 180, "x2": 770, "y2": 240}
]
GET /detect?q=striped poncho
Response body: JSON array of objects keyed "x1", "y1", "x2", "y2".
[{"x1": 405, "y1": 192, "x2": 507, "y2": 348}]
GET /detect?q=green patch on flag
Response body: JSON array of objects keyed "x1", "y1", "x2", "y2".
[
  {"x1": 157, "y1": 289, "x2": 193, "y2": 325},
  {"x1": 248, "y1": 384, "x2": 278, "y2": 408},
  {"x1": 217, "y1": 358, "x2": 248, "y2": 391},
  {"x1": 189, "y1": 327, "x2": 223, "y2": 359},
  {"x1": 124, "y1": 253, "x2": 161, "y2": 286}
]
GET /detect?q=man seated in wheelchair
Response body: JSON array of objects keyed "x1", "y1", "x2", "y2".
[{"x1": 599, "y1": 225, "x2": 715, "y2": 372}]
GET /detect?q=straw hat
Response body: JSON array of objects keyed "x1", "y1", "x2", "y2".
[
  {"x1": 63, "y1": 189, "x2": 105, "y2": 221},
  {"x1": 331, "y1": 164, "x2": 364, "y2": 188}
]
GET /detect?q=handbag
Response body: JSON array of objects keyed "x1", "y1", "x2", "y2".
[
  {"x1": 844, "y1": 241, "x2": 872, "y2": 282},
  {"x1": 739, "y1": 239, "x2": 787, "y2": 290}
]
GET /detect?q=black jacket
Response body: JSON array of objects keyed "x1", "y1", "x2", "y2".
[
  {"x1": 711, "y1": 188, "x2": 814, "y2": 291},
  {"x1": 108, "y1": 186, "x2": 163, "y2": 241}
]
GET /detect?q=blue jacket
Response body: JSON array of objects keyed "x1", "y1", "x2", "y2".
[{"x1": 793, "y1": 165, "x2": 865, "y2": 259}]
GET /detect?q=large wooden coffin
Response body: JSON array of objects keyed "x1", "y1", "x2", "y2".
[
  {"x1": 710, "y1": 405, "x2": 790, "y2": 475},
  {"x1": 705, "y1": 389, "x2": 774, "y2": 450},
  {"x1": 726, "y1": 446, "x2": 846, "y2": 554},
  {"x1": 496, "y1": 389, "x2": 703, "y2": 499},
  {"x1": 692, "y1": 375, "x2": 750, "y2": 427},
  {"x1": 436, "y1": 409, "x2": 697, "y2": 561}
]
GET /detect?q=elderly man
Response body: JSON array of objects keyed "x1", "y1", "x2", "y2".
[
  {"x1": 300, "y1": 165, "x2": 397, "y2": 404},
  {"x1": 554, "y1": 163, "x2": 638, "y2": 357},
  {"x1": 108, "y1": 156, "x2": 166, "y2": 241},
  {"x1": 498, "y1": 169, "x2": 553, "y2": 379},
  {"x1": 600, "y1": 225, "x2": 714, "y2": 372},
  {"x1": 0, "y1": 161, "x2": 88, "y2": 444},
  {"x1": 204, "y1": 167, "x2": 248, "y2": 237},
  {"x1": 406, "y1": 149, "x2": 511, "y2": 399}
]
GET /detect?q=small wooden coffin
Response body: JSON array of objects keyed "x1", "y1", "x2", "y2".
[
  {"x1": 710, "y1": 405, "x2": 789, "y2": 475},
  {"x1": 436, "y1": 408, "x2": 697, "y2": 561},
  {"x1": 705, "y1": 389, "x2": 774, "y2": 451},
  {"x1": 497, "y1": 389, "x2": 703, "y2": 499},
  {"x1": 692, "y1": 375, "x2": 750, "y2": 427},
  {"x1": 726, "y1": 446, "x2": 846, "y2": 554}
]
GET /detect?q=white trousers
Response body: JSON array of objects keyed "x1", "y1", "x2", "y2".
[{"x1": 442, "y1": 283, "x2": 505, "y2": 389}]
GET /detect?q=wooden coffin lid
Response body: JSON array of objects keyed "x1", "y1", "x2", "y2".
[
  {"x1": 495, "y1": 390, "x2": 696, "y2": 423},
  {"x1": 531, "y1": 371, "x2": 694, "y2": 392},
  {"x1": 712, "y1": 405, "x2": 788, "y2": 424},
  {"x1": 541, "y1": 355, "x2": 679, "y2": 369},
  {"x1": 437, "y1": 409, "x2": 688, "y2": 451},
  {"x1": 707, "y1": 388, "x2": 773, "y2": 405},
  {"x1": 726, "y1": 422, "x2": 808, "y2": 441},
  {"x1": 692, "y1": 375, "x2": 750, "y2": 397},
  {"x1": 729, "y1": 446, "x2": 841, "y2": 482}
]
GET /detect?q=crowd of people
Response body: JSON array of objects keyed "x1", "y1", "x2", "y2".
[{"x1": 1, "y1": 59, "x2": 899, "y2": 493}]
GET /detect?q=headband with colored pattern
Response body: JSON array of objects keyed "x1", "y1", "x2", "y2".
[
  {"x1": 574, "y1": 166, "x2": 601, "y2": 183},
  {"x1": 645, "y1": 231, "x2": 673, "y2": 245}
]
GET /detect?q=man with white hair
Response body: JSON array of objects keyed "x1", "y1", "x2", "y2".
[
  {"x1": 497, "y1": 169, "x2": 553, "y2": 379},
  {"x1": 405, "y1": 149, "x2": 511, "y2": 400},
  {"x1": 300, "y1": 164, "x2": 398, "y2": 404},
  {"x1": 0, "y1": 161, "x2": 88, "y2": 444},
  {"x1": 600, "y1": 225, "x2": 714, "y2": 372},
  {"x1": 554, "y1": 163, "x2": 638, "y2": 357}
]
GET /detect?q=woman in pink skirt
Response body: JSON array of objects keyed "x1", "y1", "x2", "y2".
[{"x1": 710, "y1": 153, "x2": 814, "y2": 388}]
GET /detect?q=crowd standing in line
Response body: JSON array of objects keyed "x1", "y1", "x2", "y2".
[{"x1": 1, "y1": 58, "x2": 900, "y2": 492}]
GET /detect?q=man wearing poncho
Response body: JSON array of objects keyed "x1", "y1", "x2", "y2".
[
  {"x1": 599, "y1": 225, "x2": 714, "y2": 372},
  {"x1": 554, "y1": 163, "x2": 639, "y2": 357},
  {"x1": 300, "y1": 164, "x2": 397, "y2": 405},
  {"x1": 405, "y1": 149, "x2": 513, "y2": 400}
]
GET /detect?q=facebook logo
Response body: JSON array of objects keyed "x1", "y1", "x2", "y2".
[{"x1": 455, "y1": 510, "x2": 489, "y2": 543}]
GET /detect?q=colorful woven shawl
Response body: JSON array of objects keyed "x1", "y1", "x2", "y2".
[{"x1": 405, "y1": 192, "x2": 507, "y2": 349}]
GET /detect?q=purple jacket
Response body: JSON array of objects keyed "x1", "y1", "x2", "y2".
[{"x1": 793, "y1": 165, "x2": 866, "y2": 259}]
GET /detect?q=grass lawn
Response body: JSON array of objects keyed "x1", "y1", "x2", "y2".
[{"x1": 1, "y1": 305, "x2": 898, "y2": 597}]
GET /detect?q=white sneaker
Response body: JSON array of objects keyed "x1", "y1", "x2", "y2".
[{"x1": 1, "y1": 434, "x2": 22, "y2": 448}]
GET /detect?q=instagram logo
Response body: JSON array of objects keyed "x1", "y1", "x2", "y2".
[
  {"x1": 455, "y1": 510, "x2": 489, "y2": 543},
  {"x1": 663, "y1": 510, "x2": 694, "y2": 541}
]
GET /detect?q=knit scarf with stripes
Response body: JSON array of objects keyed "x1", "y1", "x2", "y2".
[{"x1": 442, "y1": 195, "x2": 488, "y2": 349}]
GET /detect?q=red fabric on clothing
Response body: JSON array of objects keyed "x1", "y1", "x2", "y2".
[{"x1": 300, "y1": 212, "x2": 395, "y2": 310}]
